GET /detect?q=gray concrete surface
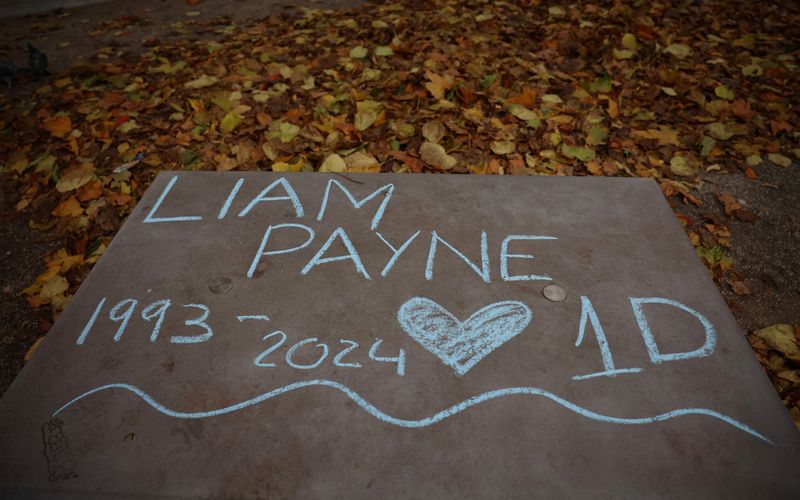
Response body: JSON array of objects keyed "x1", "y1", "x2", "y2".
[{"x1": 0, "y1": 173, "x2": 798, "y2": 497}]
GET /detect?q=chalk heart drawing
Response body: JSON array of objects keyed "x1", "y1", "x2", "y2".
[{"x1": 398, "y1": 297, "x2": 532, "y2": 376}]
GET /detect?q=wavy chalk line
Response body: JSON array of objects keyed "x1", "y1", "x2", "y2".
[{"x1": 53, "y1": 380, "x2": 772, "y2": 444}]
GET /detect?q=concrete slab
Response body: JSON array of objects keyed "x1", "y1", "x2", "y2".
[{"x1": 0, "y1": 172, "x2": 797, "y2": 498}]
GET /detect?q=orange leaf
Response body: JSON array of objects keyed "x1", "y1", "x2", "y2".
[
  {"x1": 507, "y1": 87, "x2": 538, "y2": 108},
  {"x1": 424, "y1": 70, "x2": 448, "y2": 100},
  {"x1": 52, "y1": 196, "x2": 83, "y2": 217},
  {"x1": 77, "y1": 181, "x2": 103, "y2": 202},
  {"x1": 41, "y1": 115, "x2": 73, "y2": 138}
]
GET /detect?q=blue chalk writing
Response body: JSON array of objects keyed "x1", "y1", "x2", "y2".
[
  {"x1": 376, "y1": 230, "x2": 421, "y2": 277},
  {"x1": 247, "y1": 223, "x2": 315, "y2": 279},
  {"x1": 142, "y1": 299, "x2": 171, "y2": 343},
  {"x1": 630, "y1": 297, "x2": 717, "y2": 363},
  {"x1": 333, "y1": 340, "x2": 362, "y2": 368},
  {"x1": 499, "y1": 235, "x2": 557, "y2": 281},
  {"x1": 170, "y1": 304, "x2": 213, "y2": 344},
  {"x1": 285, "y1": 338, "x2": 329, "y2": 370},
  {"x1": 76, "y1": 297, "x2": 107, "y2": 345},
  {"x1": 53, "y1": 381, "x2": 772, "y2": 443},
  {"x1": 572, "y1": 296, "x2": 643, "y2": 380},
  {"x1": 143, "y1": 175, "x2": 202, "y2": 223},
  {"x1": 397, "y1": 297, "x2": 531, "y2": 376},
  {"x1": 368, "y1": 339, "x2": 406, "y2": 376},
  {"x1": 238, "y1": 177, "x2": 304, "y2": 218},
  {"x1": 237, "y1": 315, "x2": 270, "y2": 322},
  {"x1": 109, "y1": 298, "x2": 138, "y2": 342},
  {"x1": 253, "y1": 331, "x2": 287, "y2": 367},
  {"x1": 217, "y1": 178, "x2": 244, "y2": 219},
  {"x1": 316, "y1": 179, "x2": 394, "y2": 230},
  {"x1": 425, "y1": 231, "x2": 490, "y2": 283},
  {"x1": 301, "y1": 227, "x2": 371, "y2": 280}
]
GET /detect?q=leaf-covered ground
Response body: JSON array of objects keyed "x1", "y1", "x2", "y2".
[{"x1": 1, "y1": 0, "x2": 799, "y2": 428}]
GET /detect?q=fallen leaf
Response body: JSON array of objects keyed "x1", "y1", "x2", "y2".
[
  {"x1": 767, "y1": 153, "x2": 791, "y2": 167},
  {"x1": 344, "y1": 151, "x2": 380, "y2": 172},
  {"x1": 561, "y1": 144, "x2": 596, "y2": 162},
  {"x1": 56, "y1": 164, "x2": 95, "y2": 193},
  {"x1": 24, "y1": 337, "x2": 45, "y2": 362},
  {"x1": 422, "y1": 121, "x2": 446, "y2": 143},
  {"x1": 39, "y1": 276, "x2": 69, "y2": 302},
  {"x1": 319, "y1": 153, "x2": 347, "y2": 172},
  {"x1": 220, "y1": 111, "x2": 243, "y2": 133},
  {"x1": 419, "y1": 142, "x2": 456, "y2": 170},
  {"x1": 184, "y1": 74, "x2": 218, "y2": 89},
  {"x1": 707, "y1": 122, "x2": 734, "y2": 140},
  {"x1": 755, "y1": 325, "x2": 799, "y2": 356},
  {"x1": 714, "y1": 85, "x2": 735, "y2": 100},
  {"x1": 491, "y1": 141, "x2": 516, "y2": 155},
  {"x1": 665, "y1": 43, "x2": 691, "y2": 58},
  {"x1": 41, "y1": 115, "x2": 72, "y2": 138},
  {"x1": 670, "y1": 155, "x2": 697, "y2": 176},
  {"x1": 349, "y1": 45, "x2": 368, "y2": 59},
  {"x1": 52, "y1": 196, "x2": 84, "y2": 217}
]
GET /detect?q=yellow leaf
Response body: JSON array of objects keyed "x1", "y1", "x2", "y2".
[
  {"x1": 669, "y1": 156, "x2": 697, "y2": 176},
  {"x1": 56, "y1": 163, "x2": 95, "y2": 192},
  {"x1": 184, "y1": 74, "x2": 219, "y2": 89},
  {"x1": 39, "y1": 276, "x2": 69, "y2": 302},
  {"x1": 52, "y1": 196, "x2": 84, "y2": 217},
  {"x1": 24, "y1": 337, "x2": 46, "y2": 362},
  {"x1": 665, "y1": 43, "x2": 691, "y2": 58},
  {"x1": 714, "y1": 85, "x2": 735, "y2": 100},
  {"x1": 220, "y1": 111, "x2": 243, "y2": 133},
  {"x1": 621, "y1": 33, "x2": 638, "y2": 50},
  {"x1": 767, "y1": 153, "x2": 791, "y2": 167},
  {"x1": 344, "y1": 151, "x2": 380, "y2": 173},
  {"x1": 755, "y1": 324, "x2": 799, "y2": 356},
  {"x1": 319, "y1": 153, "x2": 347, "y2": 172}
]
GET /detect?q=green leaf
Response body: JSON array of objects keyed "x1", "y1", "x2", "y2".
[
  {"x1": 588, "y1": 75, "x2": 613, "y2": 94},
  {"x1": 374, "y1": 46, "x2": 393, "y2": 57},
  {"x1": 621, "y1": 33, "x2": 638, "y2": 50},
  {"x1": 508, "y1": 104, "x2": 538, "y2": 121},
  {"x1": 220, "y1": 111, "x2": 243, "y2": 133},
  {"x1": 707, "y1": 122, "x2": 733, "y2": 141},
  {"x1": 479, "y1": 74, "x2": 497, "y2": 88},
  {"x1": 714, "y1": 85, "x2": 735, "y2": 100},
  {"x1": 670, "y1": 155, "x2": 697, "y2": 176},
  {"x1": 349, "y1": 45, "x2": 368, "y2": 59},
  {"x1": 586, "y1": 126, "x2": 608, "y2": 146},
  {"x1": 561, "y1": 144, "x2": 596, "y2": 162},
  {"x1": 700, "y1": 136, "x2": 716, "y2": 157},
  {"x1": 268, "y1": 121, "x2": 300, "y2": 143}
]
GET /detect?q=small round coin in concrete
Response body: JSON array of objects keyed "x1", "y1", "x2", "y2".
[
  {"x1": 208, "y1": 276, "x2": 233, "y2": 294},
  {"x1": 542, "y1": 283, "x2": 567, "y2": 302}
]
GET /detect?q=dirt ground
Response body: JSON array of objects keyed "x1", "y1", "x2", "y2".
[{"x1": 0, "y1": 0, "x2": 798, "y2": 402}]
